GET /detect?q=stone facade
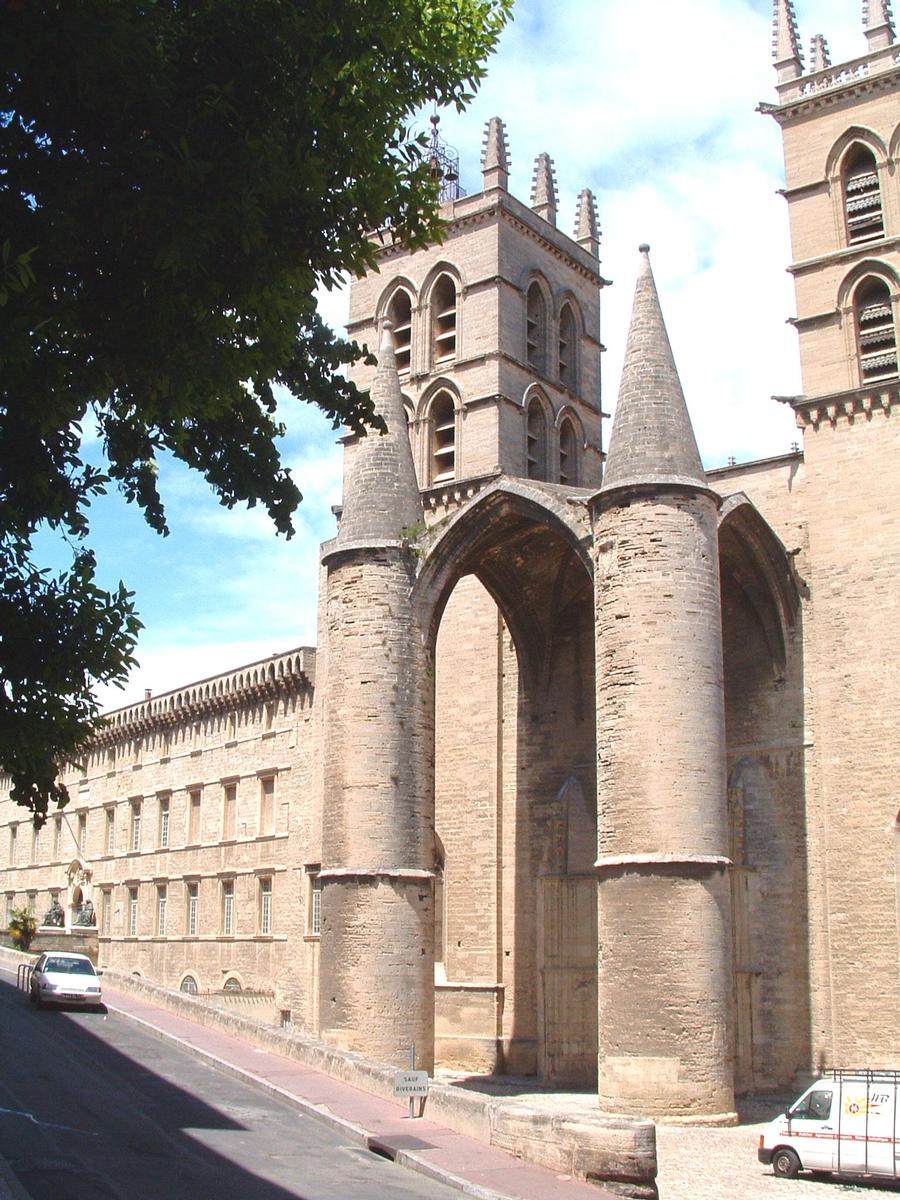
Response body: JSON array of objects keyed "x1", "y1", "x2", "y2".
[{"x1": 2, "y1": 6, "x2": 900, "y2": 1127}]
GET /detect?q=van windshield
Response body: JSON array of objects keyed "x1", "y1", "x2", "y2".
[{"x1": 791, "y1": 1089, "x2": 833, "y2": 1120}]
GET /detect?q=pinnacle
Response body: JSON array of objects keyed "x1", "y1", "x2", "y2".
[
  {"x1": 772, "y1": 0, "x2": 804, "y2": 79},
  {"x1": 337, "y1": 320, "x2": 423, "y2": 544},
  {"x1": 864, "y1": 0, "x2": 895, "y2": 48},
  {"x1": 481, "y1": 116, "x2": 510, "y2": 189},
  {"x1": 600, "y1": 246, "x2": 707, "y2": 496},
  {"x1": 809, "y1": 33, "x2": 831, "y2": 72},
  {"x1": 530, "y1": 153, "x2": 558, "y2": 226},
  {"x1": 574, "y1": 188, "x2": 599, "y2": 256}
]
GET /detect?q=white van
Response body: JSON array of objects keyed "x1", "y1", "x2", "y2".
[{"x1": 759, "y1": 1069, "x2": 900, "y2": 1180}]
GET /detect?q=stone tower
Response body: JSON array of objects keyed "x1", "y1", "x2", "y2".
[
  {"x1": 592, "y1": 246, "x2": 734, "y2": 1120},
  {"x1": 345, "y1": 116, "x2": 607, "y2": 493},
  {"x1": 317, "y1": 325, "x2": 435, "y2": 1069},
  {"x1": 762, "y1": 2, "x2": 900, "y2": 1065}
]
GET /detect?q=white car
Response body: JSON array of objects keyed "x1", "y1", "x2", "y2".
[{"x1": 29, "y1": 952, "x2": 103, "y2": 1010}]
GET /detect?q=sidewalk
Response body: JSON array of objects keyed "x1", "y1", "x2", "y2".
[{"x1": 102, "y1": 982, "x2": 614, "y2": 1200}]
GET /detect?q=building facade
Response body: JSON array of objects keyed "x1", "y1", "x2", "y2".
[{"x1": 2, "y1": 2, "x2": 899, "y2": 1121}]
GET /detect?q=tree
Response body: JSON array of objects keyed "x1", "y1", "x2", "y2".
[{"x1": 0, "y1": 0, "x2": 511, "y2": 822}]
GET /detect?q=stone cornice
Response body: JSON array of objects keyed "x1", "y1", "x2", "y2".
[
  {"x1": 93, "y1": 648, "x2": 315, "y2": 746},
  {"x1": 761, "y1": 53, "x2": 900, "y2": 122},
  {"x1": 788, "y1": 235, "x2": 900, "y2": 278},
  {"x1": 779, "y1": 380, "x2": 899, "y2": 427}
]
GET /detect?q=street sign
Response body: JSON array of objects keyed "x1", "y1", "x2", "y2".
[{"x1": 393, "y1": 1069, "x2": 429, "y2": 1098}]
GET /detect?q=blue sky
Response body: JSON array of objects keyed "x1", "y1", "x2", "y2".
[{"x1": 73, "y1": 0, "x2": 867, "y2": 710}]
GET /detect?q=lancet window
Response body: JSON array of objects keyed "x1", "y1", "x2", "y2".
[
  {"x1": 558, "y1": 418, "x2": 579, "y2": 486},
  {"x1": 388, "y1": 289, "x2": 413, "y2": 373},
  {"x1": 558, "y1": 303, "x2": 577, "y2": 388},
  {"x1": 430, "y1": 390, "x2": 456, "y2": 483},
  {"x1": 843, "y1": 145, "x2": 884, "y2": 246},
  {"x1": 526, "y1": 282, "x2": 547, "y2": 372},
  {"x1": 526, "y1": 396, "x2": 548, "y2": 480},
  {"x1": 855, "y1": 277, "x2": 898, "y2": 383},
  {"x1": 431, "y1": 274, "x2": 457, "y2": 364}
]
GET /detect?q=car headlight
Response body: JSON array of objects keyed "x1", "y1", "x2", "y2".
[
  {"x1": 86, "y1": 987, "x2": 100, "y2": 994},
  {"x1": 42, "y1": 983, "x2": 58, "y2": 992}
]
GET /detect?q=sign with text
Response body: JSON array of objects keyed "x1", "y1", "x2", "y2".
[{"x1": 393, "y1": 1069, "x2": 429, "y2": 1098}]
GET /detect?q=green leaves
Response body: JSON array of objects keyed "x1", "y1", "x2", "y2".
[{"x1": 0, "y1": 0, "x2": 510, "y2": 816}]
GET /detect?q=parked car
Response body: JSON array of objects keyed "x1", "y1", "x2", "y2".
[
  {"x1": 29, "y1": 952, "x2": 103, "y2": 1010},
  {"x1": 759, "y1": 1068, "x2": 900, "y2": 1181}
]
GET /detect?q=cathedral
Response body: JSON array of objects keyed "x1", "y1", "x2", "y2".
[{"x1": 2, "y1": 0, "x2": 899, "y2": 1131}]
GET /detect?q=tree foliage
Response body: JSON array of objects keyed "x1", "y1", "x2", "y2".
[{"x1": 0, "y1": 0, "x2": 511, "y2": 821}]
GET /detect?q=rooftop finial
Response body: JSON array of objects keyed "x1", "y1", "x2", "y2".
[
  {"x1": 772, "y1": 0, "x2": 804, "y2": 82},
  {"x1": 863, "y1": 0, "x2": 896, "y2": 50},
  {"x1": 530, "y1": 153, "x2": 558, "y2": 227},
  {"x1": 809, "y1": 33, "x2": 831, "y2": 71},
  {"x1": 426, "y1": 110, "x2": 464, "y2": 204},
  {"x1": 574, "y1": 189, "x2": 600, "y2": 258},
  {"x1": 481, "y1": 116, "x2": 510, "y2": 192}
]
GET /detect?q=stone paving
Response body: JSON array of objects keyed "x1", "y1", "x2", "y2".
[{"x1": 656, "y1": 1098, "x2": 900, "y2": 1200}]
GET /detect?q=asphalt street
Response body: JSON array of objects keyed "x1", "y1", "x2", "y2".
[{"x1": 0, "y1": 969, "x2": 465, "y2": 1200}]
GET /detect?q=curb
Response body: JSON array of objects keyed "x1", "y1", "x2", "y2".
[{"x1": 103, "y1": 998, "x2": 515, "y2": 1200}]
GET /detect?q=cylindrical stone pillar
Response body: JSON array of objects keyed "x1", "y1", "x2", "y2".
[
  {"x1": 594, "y1": 487, "x2": 735, "y2": 1120},
  {"x1": 317, "y1": 543, "x2": 435, "y2": 1070}
]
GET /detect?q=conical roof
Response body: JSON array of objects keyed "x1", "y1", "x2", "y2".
[
  {"x1": 600, "y1": 246, "x2": 707, "y2": 495},
  {"x1": 337, "y1": 323, "x2": 423, "y2": 543}
]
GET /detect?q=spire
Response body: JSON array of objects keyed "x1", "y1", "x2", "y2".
[
  {"x1": 574, "y1": 189, "x2": 600, "y2": 258},
  {"x1": 864, "y1": 0, "x2": 895, "y2": 50},
  {"x1": 600, "y1": 246, "x2": 707, "y2": 496},
  {"x1": 337, "y1": 323, "x2": 423, "y2": 544},
  {"x1": 530, "y1": 153, "x2": 558, "y2": 227},
  {"x1": 809, "y1": 33, "x2": 831, "y2": 72},
  {"x1": 481, "y1": 116, "x2": 509, "y2": 192},
  {"x1": 772, "y1": 0, "x2": 804, "y2": 82}
]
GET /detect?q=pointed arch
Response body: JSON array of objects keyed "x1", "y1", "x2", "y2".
[
  {"x1": 422, "y1": 262, "x2": 462, "y2": 368},
  {"x1": 825, "y1": 129, "x2": 889, "y2": 249},
  {"x1": 556, "y1": 409, "x2": 583, "y2": 486},
  {"x1": 557, "y1": 300, "x2": 580, "y2": 391},
  {"x1": 376, "y1": 276, "x2": 418, "y2": 375},
  {"x1": 837, "y1": 263, "x2": 900, "y2": 387},
  {"x1": 523, "y1": 388, "x2": 552, "y2": 481},
  {"x1": 421, "y1": 380, "x2": 461, "y2": 485},
  {"x1": 524, "y1": 275, "x2": 551, "y2": 373}
]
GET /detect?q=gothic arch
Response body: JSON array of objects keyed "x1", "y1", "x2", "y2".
[
  {"x1": 827, "y1": 131, "x2": 890, "y2": 248},
  {"x1": 718, "y1": 494, "x2": 801, "y2": 675},
  {"x1": 523, "y1": 273, "x2": 552, "y2": 374},
  {"x1": 522, "y1": 386, "x2": 552, "y2": 481},
  {"x1": 422, "y1": 262, "x2": 463, "y2": 367},
  {"x1": 825, "y1": 125, "x2": 889, "y2": 180}
]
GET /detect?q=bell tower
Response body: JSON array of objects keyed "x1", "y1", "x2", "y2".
[
  {"x1": 762, "y1": 1, "x2": 900, "y2": 1067},
  {"x1": 345, "y1": 116, "x2": 608, "y2": 497}
]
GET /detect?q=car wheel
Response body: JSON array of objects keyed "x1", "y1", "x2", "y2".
[{"x1": 772, "y1": 1147, "x2": 801, "y2": 1179}]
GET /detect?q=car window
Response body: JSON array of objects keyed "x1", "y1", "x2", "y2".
[
  {"x1": 792, "y1": 1090, "x2": 833, "y2": 1120},
  {"x1": 45, "y1": 957, "x2": 95, "y2": 975}
]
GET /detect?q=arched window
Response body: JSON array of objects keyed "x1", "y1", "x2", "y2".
[
  {"x1": 430, "y1": 390, "x2": 456, "y2": 483},
  {"x1": 387, "y1": 289, "x2": 413, "y2": 373},
  {"x1": 843, "y1": 145, "x2": 884, "y2": 245},
  {"x1": 526, "y1": 397, "x2": 548, "y2": 480},
  {"x1": 558, "y1": 418, "x2": 579, "y2": 486},
  {"x1": 223, "y1": 976, "x2": 243, "y2": 993},
  {"x1": 431, "y1": 274, "x2": 457, "y2": 364},
  {"x1": 558, "y1": 304, "x2": 577, "y2": 388},
  {"x1": 855, "y1": 277, "x2": 898, "y2": 383},
  {"x1": 526, "y1": 282, "x2": 547, "y2": 372},
  {"x1": 180, "y1": 974, "x2": 198, "y2": 995}
]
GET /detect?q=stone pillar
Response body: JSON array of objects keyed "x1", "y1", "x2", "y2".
[
  {"x1": 317, "y1": 543, "x2": 434, "y2": 1070},
  {"x1": 593, "y1": 488, "x2": 734, "y2": 1120}
]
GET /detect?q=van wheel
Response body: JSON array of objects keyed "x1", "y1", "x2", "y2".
[{"x1": 772, "y1": 1148, "x2": 801, "y2": 1179}]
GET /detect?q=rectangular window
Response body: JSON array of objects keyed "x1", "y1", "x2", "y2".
[
  {"x1": 105, "y1": 808, "x2": 116, "y2": 856},
  {"x1": 53, "y1": 817, "x2": 61, "y2": 861},
  {"x1": 26, "y1": 891, "x2": 35, "y2": 916},
  {"x1": 188, "y1": 789, "x2": 202, "y2": 844},
  {"x1": 101, "y1": 889, "x2": 112, "y2": 935},
  {"x1": 31, "y1": 824, "x2": 39, "y2": 864},
  {"x1": 130, "y1": 802, "x2": 142, "y2": 853},
  {"x1": 259, "y1": 776, "x2": 275, "y2": 837},
  {"x1": 128, "y1": 886, "x2": 139, "y2": 937},
  {"x1": 158, "y1": 797, "x2": 170, "y2": 849},
  {"x1": 8, "y1": 825, "x2": 17, "y2": 866},
  {"x1": 157, "y1": 885, "x2": 167, "y2": 936},
  {"x1": 222, "y1": 783, "x2": 237, "y2": 841},
  {"x1": 5, "y1": 895, "x2": 14, "y2": 925},
  {"x1": 308, "y1": 869, "x2": 322, "y2": 936},
  {"x1": 222, "y1": 880, "x2": 234, "y2": 936},
  {"x1": 77, "y1": 812, "x2": 87, "y2": 854},
  {"x1": 259, "y1": 877, "x2": 272, "y2": 935},
  {"x1": 186, "y1": 883, "x2": 199, "y2": 937}
]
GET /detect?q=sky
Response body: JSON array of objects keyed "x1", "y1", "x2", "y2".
[{"x1": 72, "y1": 0, "x2": 868, "y2": 711}]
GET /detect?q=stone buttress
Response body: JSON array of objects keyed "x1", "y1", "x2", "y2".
[
  {"x1": 318, "y1": 324, "x2": 435, "y2": 1069},
  {"x1": 592, "y1": 247, "x2": 735, "y2": 1120}
]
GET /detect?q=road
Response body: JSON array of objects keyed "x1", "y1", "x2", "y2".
[{"x1": 0, "y1": 970, "x2": 464, "y2": 1200}]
